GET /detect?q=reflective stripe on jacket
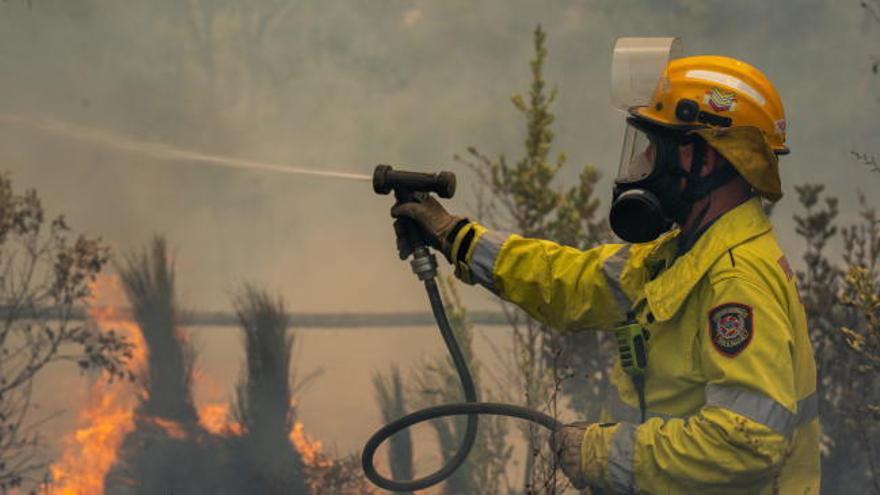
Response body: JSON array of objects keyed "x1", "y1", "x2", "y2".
[{"x1": 453, "y1": 197, "x2": 819, "y2": 494}]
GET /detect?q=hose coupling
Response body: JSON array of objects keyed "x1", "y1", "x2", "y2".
[{"x1": 410, "y1": 247, "x2": 438, "y2": 280}]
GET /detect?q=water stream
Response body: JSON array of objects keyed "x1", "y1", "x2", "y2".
[{"x1": 0, "y1": 114, "x2": 372, "y2": 182}]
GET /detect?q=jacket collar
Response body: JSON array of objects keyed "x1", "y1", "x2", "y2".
[{"x1": 643, "y1": 197, "x2": 772, "y2": 322}]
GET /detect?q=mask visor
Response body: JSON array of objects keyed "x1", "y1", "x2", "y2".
[{"x1": 616, "y1": 123, "x2": 657, "y2": 183}]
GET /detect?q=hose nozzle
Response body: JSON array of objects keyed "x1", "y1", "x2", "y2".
[
  {"x1": 373, "y1": 164, "x2": 456, "y2": 200},
  {"x1": 373, "y1": 164, "x2": 456, "y2": 267}
]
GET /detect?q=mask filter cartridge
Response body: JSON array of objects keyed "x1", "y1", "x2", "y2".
[{"x1": 609, "y1": 188, "x2": 672, "y2": 243}]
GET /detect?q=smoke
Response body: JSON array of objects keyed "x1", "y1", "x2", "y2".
[
  {"x1": 1, "y1": 1, "x2": 877, "y2": 488},
  {"x1": 1, "y1": 1, "x2": 875, "y2": 314}
]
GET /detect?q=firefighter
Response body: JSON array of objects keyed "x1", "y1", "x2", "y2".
[{"x1": 391, "y1": 55, "x2": 819, "y2": 494}]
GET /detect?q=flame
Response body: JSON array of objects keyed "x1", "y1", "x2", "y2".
[
  {"x1": 198, "y1": 403, "x2": 243, "y2": 437},
  {"x1": 289, "y1": 421, "x2": 331, "y2": 468},
  {"x1": 42, "y1": 274, "x2": 147, "y2": 495},
  {"x1": 84, "y1": 274, "x2": 149, "y2": 373},
  {"x1": 192, "y1": 364, "x2": 243, "y2": 437},
  {"x1": 42, "y1": 274, "x2": 351, "y2": 493},
  {"x1": 291, "y1": 420, "x2": 376, "y2": 494},
  {"x1": 45, "y1": 393, "x2": 135, "y2": 495},
  {"x1": 142, "y1": 416, "x2": 188, "y2": 440}
]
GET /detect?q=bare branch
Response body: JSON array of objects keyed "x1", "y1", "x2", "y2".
[
  {"x1": 852, "y1": 150, "x2": 880, "y2": 175},
  {"x1": 0, "y1": 173, "x2": 129, "y2": 490}
]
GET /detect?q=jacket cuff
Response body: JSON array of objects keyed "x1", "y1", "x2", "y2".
[
  {"x1": 450, "y1": 223, "x2": 513, "y2": 295},
  {"x1": 449, "y1": 222, "x2": 486, "y2": 284},
  {"x1": 583, "y1": 422, "x2": 637, "y2": 493}
]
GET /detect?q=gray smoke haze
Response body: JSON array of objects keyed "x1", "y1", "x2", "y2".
[
  {"x1": 1, "y1": 1, "x2": 878, "y2": 491},
  {"x1": 1, "y1": 1, "x2": 877, "y2": 313}
]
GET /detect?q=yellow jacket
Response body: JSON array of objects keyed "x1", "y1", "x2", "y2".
[{"x1": 451, "y1": 197, "x2": 819, "y2": 494}]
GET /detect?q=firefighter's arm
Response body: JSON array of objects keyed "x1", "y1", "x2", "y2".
[
  {"x1": 580, "y1": 275, "x2": 799, "y2": 492},
  {"x1": 450, "y1": 222, "x2": 636, "y2": 331}
]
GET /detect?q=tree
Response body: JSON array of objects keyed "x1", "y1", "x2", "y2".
[
  {"x1": 0, "y1": 173, "x2": 131, "y2": 492},
  {"x1": 793, "y1": 184, "x2": 880, "y2": 494},
  {"x1": 810, "y1": 4, "x2": 880, "y2": 492},
  {"x1": 791, "y1": 184, "x2": 859, "y2": 492},
  {"x1": 839, "y1": 193, "x2": 880, "y2": 493},
  {"x1": 455, "y1": 25, "x2": 609, "y2": 493}
]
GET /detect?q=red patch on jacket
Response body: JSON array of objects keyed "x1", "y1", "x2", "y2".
[{"x1": 709, "y1": 303, "x2": 753, "y2": 357}]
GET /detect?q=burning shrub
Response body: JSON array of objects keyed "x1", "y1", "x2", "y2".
[
  {"x1": 43, "y1": 241, "x2": 368, "y2": 494},
  {"x1": 231, "y1": 286, "x2": 373, "y2": 494},
  {"x1": 101, "y1": 237, "x2": 224, "y2": 494},
  {"x1": 118, "y1": 237, "x2": 198, "y2": 423},
  {"x1": 231, "y1": 286, "x2": 309, "y2": 494},
  {"x1": 0, "y1": 173, "x2": 132, "y2": 493}
]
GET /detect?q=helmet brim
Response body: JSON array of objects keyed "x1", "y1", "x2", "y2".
[{"x1": 629, "y1": 107, "x2": 705, "y2": 134}]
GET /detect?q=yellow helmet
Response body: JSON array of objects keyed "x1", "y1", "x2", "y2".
[{"x1": 631, "y1": 55, "x2": 787, "y2": 200}]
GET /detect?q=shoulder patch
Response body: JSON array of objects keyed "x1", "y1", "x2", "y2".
[{"x1": 709, "y1": 303, "x2": 753, "y2": 357}]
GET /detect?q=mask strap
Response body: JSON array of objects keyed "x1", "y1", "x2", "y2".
[
  {"x1": 677, "y1": 140, "x2": 740, "y2": 251},
  {"x1": 681, "y1": 139, "x2": 738, "y2": 202},
  {"x1": 681, "y1": 138, "x2": 707, "y2": 201}
]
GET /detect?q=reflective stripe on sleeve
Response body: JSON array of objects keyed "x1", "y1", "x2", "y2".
[
  {"x1": 795, "y1": 392, "x2": 819, "y2": 426},
  {"x1": 602, "y1": 245, "x2": 632, "y2": 314},
  {"x1": 607, "y1": 422, "x2": 637, "y2": 494},
  {"x1": 706, "y1": 385, "x2": 818, "y2": 436},
  {"x1": 470, "y1": 230, "x2": 510, "y2": 294}
]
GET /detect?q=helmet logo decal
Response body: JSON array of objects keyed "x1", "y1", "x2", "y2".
[
  {"x1": 709, "y1": 303, "x2": 753, "y2": 357},
  {"x1": 704, "y1": 87, "x2": 737, "y2": 112}
]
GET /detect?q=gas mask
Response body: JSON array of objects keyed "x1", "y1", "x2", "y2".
[
  {"x1": 609, "y1": 116, "x2": 740, "y2": 244},
  {"x1": 609, "y1": 117, "x2": 704, "y2": 243}
]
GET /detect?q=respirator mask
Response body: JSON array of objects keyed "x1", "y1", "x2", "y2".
[
  {"x1": 609, "y1": 117, "x2": 701, "y2": 243},
  {"x1": 609, "y1": 115, "x2": 740, "y2": 244},
  {"x1": 608, "y1": 37, "x2": 691, "y2": 244}
]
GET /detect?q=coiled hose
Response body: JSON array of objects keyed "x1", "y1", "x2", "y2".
[{"x1": 361, "y1": 277, "x2": 563, "y2": 492}]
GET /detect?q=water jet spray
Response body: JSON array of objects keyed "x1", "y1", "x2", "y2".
[{"x1": 0, "y1": 114, "x2": 371, "y2": 182}]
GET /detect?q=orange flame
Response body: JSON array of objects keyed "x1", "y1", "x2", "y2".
[
  {"x1": 42, "y1": 274, "x2": 147, "y2": 495},
  {"x1": 198, "y1": 403, "x2": 243, "y2": 437},
  {"x1": 289, "y1": 421, "x2": 331, "y2": 468},
  {"x1": 142, "y1": 416, "x2": 188, "y2": 440},
  {"x1": 43, "y1": 274, "x2": 346, "y2": 493}
]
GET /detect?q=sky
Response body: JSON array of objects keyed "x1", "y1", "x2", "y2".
[{"x1": 0, "y1": 0, "x2": 878, "y2": 315}]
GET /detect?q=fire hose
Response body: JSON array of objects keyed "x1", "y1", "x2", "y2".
[{"x1": 361, "y1": 165, "x2": 563, "y2": 492}]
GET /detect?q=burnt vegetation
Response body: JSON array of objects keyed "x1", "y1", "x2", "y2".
[
  {"x1": 6, "y1": 236, "x2": 368, "y2": 495},
  {"x1": 99, "y1": 240, "x2": 368, "y2": 494}
]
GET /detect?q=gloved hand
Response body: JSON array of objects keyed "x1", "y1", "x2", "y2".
[
  {"x1": 549, "y1": 422, "x2": 591, "y2": 490},
  {"x1": 390, "y1": 192, "x2": 467, "y2": 262}
]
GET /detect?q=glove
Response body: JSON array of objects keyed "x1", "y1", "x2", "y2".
[
  {"x1": 390, "y1": 192, "x2": 467, "y2": 262},
  {"x1": 549, "y1": 422, "x2": 591, "y2": 490}
]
